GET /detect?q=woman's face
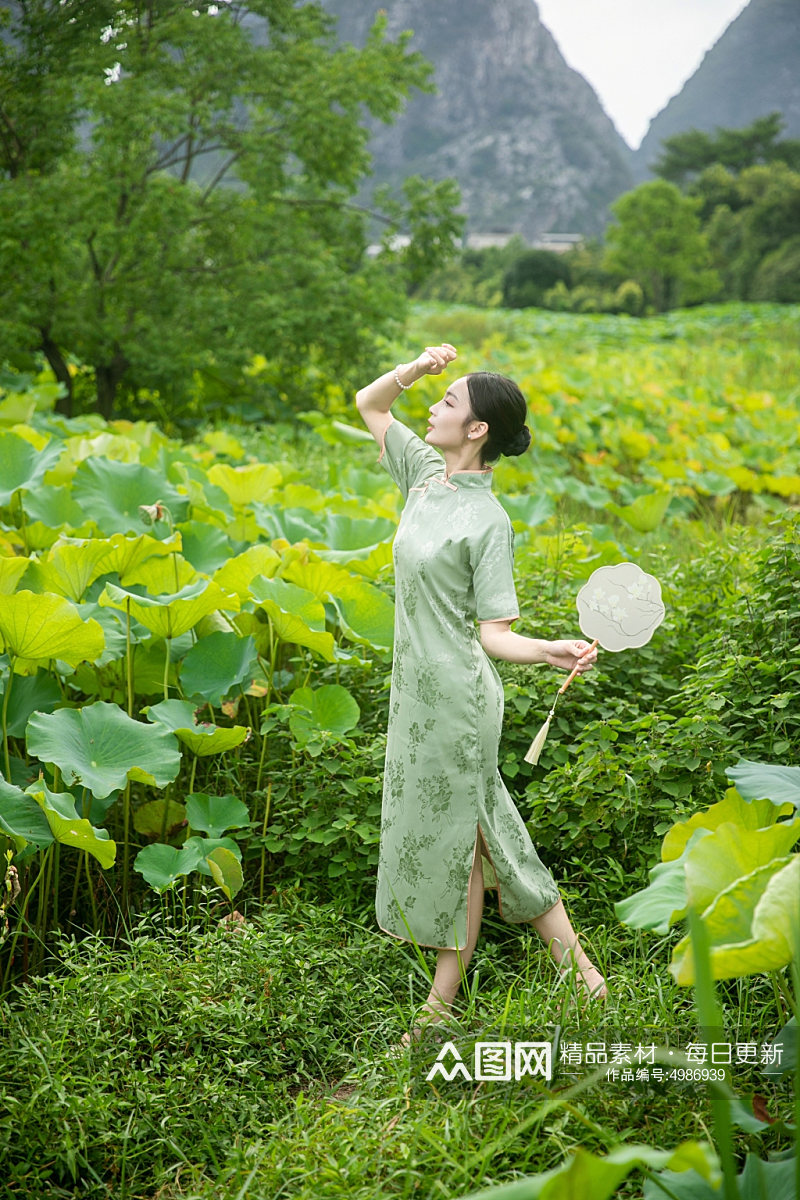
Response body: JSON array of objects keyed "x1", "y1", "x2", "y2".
[{"x1": 425, "y1": 377, "x2": 485, "y2": 452}]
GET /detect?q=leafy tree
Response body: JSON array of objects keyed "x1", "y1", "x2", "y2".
[
  {"x1": 705, "y1": 162, "x2": 800, "y2": 299},
  {"x1": 603, "y1": 180, "x2": 719, "y2": 312},
  {"x1": 0, "y1": 0, "x2": 462, "y2": 419},
  {"x1": 501, "y1": 249, "x2": 572, "y2": 309},
  {"x1": 654, "y1": 112, "x2": 800, "y2": 186}
]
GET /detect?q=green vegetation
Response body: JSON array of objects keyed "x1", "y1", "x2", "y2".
[
  {"x1": 0, "y1": 300, "x2": 797, "y2": 1197},
  {"x1": 0, "y1": 0, "x2": 461, "y2": 421}
]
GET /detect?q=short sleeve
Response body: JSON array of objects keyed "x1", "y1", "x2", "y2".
[
  {"x1": 469, "y1": 509, "x2": 520, "y2": 623},
  {"x1": 377, "y1": 415, "x2": 444, "y2": 500}
]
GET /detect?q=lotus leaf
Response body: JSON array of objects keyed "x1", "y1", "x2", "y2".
[
  {"x1": 206, "y1": 846, "x2": 243, "y2": 900},
  {"x1": 0, "y1": 591, "x2": 105, "y2": 670},
  {"x1": 133, "y1": 842, "x2": 187, "y2": 891},
  {"x1": 662, "y1": 786, "x2": 791, "y2": 861},
  {"x1": 207, "y1": 462, "x2": 282, "y2": 506},
  {"x1": 28, "y1": 780, "x2": 116, "y2": 868},
  {"x1": 670, "y1": 856, "x2": 797, "y2": 984},
  {"x1": 0, "y1": 775, "x2": 54, "y2": 846},
  {"x1": 288, "y1": 684, "x2": 360, "y2": 746},
  {"x1": 180, "y1": 632, "x2": 261, "y2": 707},
  {"x1": 176, "y1": 522, "x2": 234, "y2": 575},
  {"x1": 185, "y1": 792, "x2": 250, "y2": 838},
  {"x1": 26, "y1": 538, "x2": 116, "y2": 602},
  {"x1": 214, "y1": 546, "x2": 281, "y2": 601},
  {"x1": 21, "y1": 484, "x2": 88, "y2": 532},
  {"x1": 332, "y1": 586, "x2": 394, "y2": 656},
  {"x1": 120, "y1": 554, "x2": 198, "y2": 594},
  {"x1": 100, "y1": 532, "x2": 183, "y2": 581},
  {"x1": 99, "y1": 579, "x2": 238, "y2": 641},
  {"x1": 607, "y1": 492, "x2": 672, "y2": 533},
  {"x1": 26, "y1": 701, "x2": 181, "y2": 798},
  {"x1": 249, "y1": 575, "x2": 336, "y2": 661},
  {"x1": 0, "y1": 556, "x2": 30, "y2": 595},
  {"x1": 180, "y1": 835, "x2": 241, "y2": 877},
  {"x1": 251, "y1": 504, "x2": 326, "y2": 544},
  {"x1": 145, "y1": 699, "x2": 249, "y2": 756},
  {"x1": 0, "y1": 671, "x2": 62, "y2": 737},
  {"x1": 0, "y1": 432, "x2": 63, "y2": 505},
  {"x1": 132, "y1": 798, "x2": 187, "y2": 838},
  {"x1": 72, "y1": 457, "x2": 189, "y2": 535},
  {"x1": 464, "y1": 1140, "x2": 719, "y2": 1200},
  {"x1": 283, "y1": 559, "x2": 355, "y2": 601},
  {"x1": 683, "y1": 818, "x2": 800, "y2": 912},
  {"x1": 614, "y1": 828, "x2": 712, "y2": 934},
  {"x1": 726, "y1": 760, "x2": 800, "y2": 809}
]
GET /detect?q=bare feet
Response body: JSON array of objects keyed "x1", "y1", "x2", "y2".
[
  {"x1": 559, "y1": 954, "x2": 608, "y2": 1003},
  {"x1": 397, "y1": 999, "x2": 455, "y2": 1049}
]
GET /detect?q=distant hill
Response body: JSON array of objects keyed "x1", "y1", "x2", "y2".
[
  {"x1": 319, "y1": 0, "x2": 635, "y2": 239},
  {"x1": 635, "y1": 0, "x2": 800, "y2": 178}
]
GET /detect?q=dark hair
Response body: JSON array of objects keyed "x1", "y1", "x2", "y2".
[{"x1": 465, "y1": 372, "x2": 531, "y2": 464}]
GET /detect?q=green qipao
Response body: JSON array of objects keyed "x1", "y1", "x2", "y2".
[{"x1": 375, "y1": 416, "x2": 560, "y2": 950}]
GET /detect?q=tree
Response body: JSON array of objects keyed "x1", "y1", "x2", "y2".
[
  {"x1": 0, "y1": 0, "x2": 462, "y2": 419},
  {"x1": 501, "y1": 249, "x2": 572, "y2": 309},
  {"x1": 705, "y1": 162, "x2": 800, "y2": 298},
  {"x1": 654, "y1": 113, "x2": 800, "y2": 186},
  {"x1": 603, "y1": 181, "x2": 719, "y2": 312}
]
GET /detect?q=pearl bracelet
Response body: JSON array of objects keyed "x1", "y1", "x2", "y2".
[{"x1": 394, "y1": 366, "x2": 413, "y2": 390}]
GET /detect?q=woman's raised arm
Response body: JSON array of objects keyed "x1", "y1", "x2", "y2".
[{"x1": 355, "y1": 343, "x2": 457, "y2": 445}]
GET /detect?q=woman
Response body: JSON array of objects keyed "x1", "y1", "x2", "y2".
[{"x1": 355, "y1": 343, "x2": 606, "y2": 1042}]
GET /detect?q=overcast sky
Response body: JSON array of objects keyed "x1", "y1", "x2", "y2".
[{"x1": 535, "y1": 0, "x2": 750, "y2": 148}]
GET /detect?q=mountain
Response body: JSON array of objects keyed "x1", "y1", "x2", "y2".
[
  {"x1": 319, "y1": 0, "x2": 634, "y2": 239},
  {"x1": 635, "y1": 0, "x2": 800, "y2": 178}
]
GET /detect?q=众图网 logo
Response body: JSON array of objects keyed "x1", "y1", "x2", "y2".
[{"x1": 425, "y1": 1041, "x2": 552, "y2": 1082}]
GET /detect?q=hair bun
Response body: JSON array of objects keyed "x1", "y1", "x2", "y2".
[{"x1": 502, "y1": 426, "x2": 531, "y2": 457}]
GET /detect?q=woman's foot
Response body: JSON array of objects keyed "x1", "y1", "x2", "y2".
[
  {"x1": 558, "y1": 955, "x2": 608, "y2": 1003},
  {"x1": 396, "y1": 999, "x2": 456, "y2": 1050}
]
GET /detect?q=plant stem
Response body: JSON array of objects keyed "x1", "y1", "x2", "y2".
[
  {"x1": 163, "y1": 638, "x2": 171, "y2": 701},
  {"x1": 259, "y1": 782, "x2": 272, "y2": 905},
  {"x1": 125, "y1": 598, "x2": 134, "y2": 718},
  {"x1": 1, "y1": 656, "x2": 14, "y2": 780},
  {"x1": 122, "y1": 781, "x2": 132, "y2": 916}
]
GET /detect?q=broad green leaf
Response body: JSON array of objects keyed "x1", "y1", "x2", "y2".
[
  {"x1": 0, "y1": 671, "x2": 62, "y2": 737},
  {"x1": 120, "y1": 553, "x2": 198, "y2": 593},
  {"x1": 180, "y1": 835, "x2": 241, "y2": 877},
  {"x1": 607, "y1": 491, "x2": 672, "y2": 532},
  {"x1": 26, "y1": 702, "x2": 181, "y2": 799},
  {"x1": 283, "y1": 559, "x2": 356, "y2": 600},
  {"x1": 322, "y1": 513, "x2": 396, "y2": 551},
  {"x1": 176, "y1": 522, "x2": 234, "y2": 575},
  {"x1": 99, "y1": 579, "x2": 238, "y2": 640},
  {"x1": 735, "y1": 1154, "x2": 797, "y2": 1200},
  {"x1": 726, "y1": 760, "x2": 800, "y2": 809},
  {"x1": 751, "y1": 855, "x2": 800, "y2": 963},
  {"x1": 0, "y1": 591, "x2": 105, "y2": 668},
  {"x1": 462, "y1": 1140, "x2": 719, "y2": 1200},
  {"x1": 0, "y1": 556, "x2": 30, "y2": 595},
  {"x1": 670, "y1": 856, "x2": 796, "y2": 984},
  {"x1": 22, "y1": 485, "x2": 91, "y2": 534},
  {"x1": 662, "y1": 786, "x2": 791, "y2": 861},
  {"x1": 206, "y1": 846, "x2": 244, "y2": 900},
  {"x1": 134, "y1": 843, "x2": 186, "y2": 892},
  {"x1": 28, "y1": 781, "x2": 116, "y2": 868},
  {"x1": 180, "y1": 632, "x2": 261, "y2": 707},
  {"x1": 683, "y1": 818, "x2": 800, "y2": 911},
  {"x1": 100, "y1": 532, "x2": 183, "y2": 581},
  {"x1": 340, "y1": 540, "x2": 394, "y2": 579},
  {"x1": 614, "y1": 829, "x2": 711, "y2": 933},
  {"x1": 503, "y1": 493, "x2": 556, "y2": 528},
  {"x1": 133, "y1": 798, "x2": 187, "y2": 838},
  {"x1": 288, "y1": 684, "x2": 360, "y2": 746},
  {"x1": 72, "y1": 457, "x2": 189, "y2": 535},
  {"x1": 0, "y1": 775, "x2": 54, "y2": 847},
  {"x1": 145, "y1": 699, "x2": 249, "y2": 756},
  {"x1": 207, "y1": 462, "x2": 282, "y2": 506},
  {"x1": 185, "y1": 792, "x2": 250, "y2": 838},
  {"x1": 213, "y1": 545, "x2": 281, "y2": 601},
  {"x1": 333, "y1": 586, "x2": 395, "y2": 655},
  {"x1": 26, "y1": 538, "x2": 116, "y2": 602},
  {"x1": 0, "y1": 433, "x2": 63, "y2": 505},
  {"x1": 251, "y1": 503, "x2": 327, "y2": 544},
  {"x1": 249, "y1": 575, "x2": 336, "y2": 661}
]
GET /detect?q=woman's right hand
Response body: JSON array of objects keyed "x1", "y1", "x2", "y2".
[{"x1": 415, "y1": 344, "x2": 458, "y2": 376}]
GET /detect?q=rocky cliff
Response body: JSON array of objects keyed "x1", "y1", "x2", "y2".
[
  {"x1": 320, "y1": 0, "x2": 634, "y2": 239},
  {"x1": 635, "y1": 0, "x2": 800, "y2": 178}
]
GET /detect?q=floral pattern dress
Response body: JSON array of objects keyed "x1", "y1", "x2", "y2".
[{"x1": 375, "y1": 416, "x2": 560, "y2": 950}]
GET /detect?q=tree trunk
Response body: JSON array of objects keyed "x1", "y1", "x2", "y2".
[
  {"x1": 39, "y1": 330, "x2": 73, "y2": 417},
  {"x1": 95, "y1": 350, "x2": 128, "y2": 420}
]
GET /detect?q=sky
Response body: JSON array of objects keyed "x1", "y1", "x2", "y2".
[{"x1": 535, "y1": 0, "x2": 750, "y2": 148}]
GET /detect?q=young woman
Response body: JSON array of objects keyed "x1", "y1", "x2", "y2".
[{"x1": 355, "y1": 343, "x2": 606, "y2": 1042}]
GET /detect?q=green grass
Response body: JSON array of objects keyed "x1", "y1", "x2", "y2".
[{"x1": 1, "y1": 886, "x2": 793, "y2": 1199}]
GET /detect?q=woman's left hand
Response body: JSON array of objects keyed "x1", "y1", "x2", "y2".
[{"x1": 546, "y1": 639, "x2": 597, "y2": 674}]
